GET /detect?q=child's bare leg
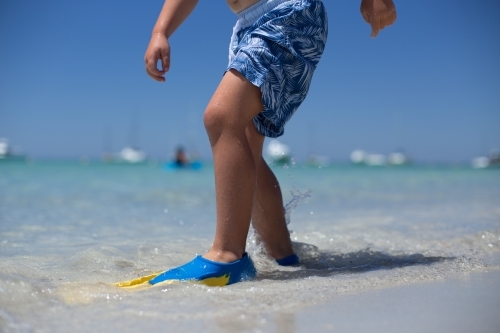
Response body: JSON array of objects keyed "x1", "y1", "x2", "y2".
[
  {"x1": 245, "y1": 124, "x2": 294, "y2": 260},
  {"x1": 202, "y1": 69, "x2": 264, "y2": 263}
]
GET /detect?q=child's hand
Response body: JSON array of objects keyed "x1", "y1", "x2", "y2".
[
  {"x1": 360, "y1": 0, "x2": 396, "y2": 38},
  {"x1": 144, "y1": 32, "x2": 170, "y2": 82}
]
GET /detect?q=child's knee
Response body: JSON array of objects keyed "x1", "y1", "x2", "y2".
[
  {"x1": 203, "y1": 103, "x2": 239, "y2": 138},
  {"x1": 203, "y1": 106, "x2": 222, "y2": 139}
]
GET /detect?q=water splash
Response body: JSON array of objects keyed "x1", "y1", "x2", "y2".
[
  {"x1": 246, "y1": 187, "x2": 312, "y2": 260},
  {"x1": 284, "y1": 188, "x2": 312, "y2": 225}
]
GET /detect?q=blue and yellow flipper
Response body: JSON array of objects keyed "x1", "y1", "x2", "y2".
[
  {"x1": 113, "y1": 272, "x2": 162, "y2": 288},
  {"x1": 114, "y1": 253, "x2": 257, "y2": 288},
  {"x1": 149, "y1": 253, "x2": 257, "y2": 286}
]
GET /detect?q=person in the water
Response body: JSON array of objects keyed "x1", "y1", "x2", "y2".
[
  {"x1": 174, "y1": 146, "x2": 189, "y2": 167},
  {"x1": 144, "y1": 0, "x2": 396, "y2": 286}
]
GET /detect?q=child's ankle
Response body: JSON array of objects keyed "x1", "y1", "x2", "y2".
[
  {"x1": 203, "y1": 249, "x2": 242, "y2": 263},
  {"x1": 267, "y1": 244, "x2": 294, "y2": 261}
]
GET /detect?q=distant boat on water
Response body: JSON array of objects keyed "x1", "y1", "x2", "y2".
[
  {"x1": 471, "y1": 149, "x2": 500, "y2": 169},
  {"x1": 101, "y1": 146, "x2": 147, "y2": 164},
  {"x1": 117, "y1": 147, "x2": 147, "y2": 164},
  {"x1": 266, "y1": 140, "x2": 291, "y2": 164},
  {"x1": 307, "y1": 154, "x2": 330, "y2": 167},
  {"x1": 101, "y1": 117, "x2": 148, "y2": 164},
  {"x1": 0, "y1": 138, "x2": 9, "y2": 158},
  {"x1": 0, "y1": 138, "x2": 26, "y2": 162},
  {"x1": 387, "y1": 151, "x2": 410, "y2": 166},
  {"x1": 350, "y1": 149, "x2": 410, "y2": 166}
]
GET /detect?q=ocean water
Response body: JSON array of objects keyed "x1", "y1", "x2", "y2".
[{"x1": 1, "y1": 161, "x2": 499, "y2": 332}]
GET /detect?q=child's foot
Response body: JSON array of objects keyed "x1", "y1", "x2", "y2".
[
  {"x1": 276, "y1": 253, "x2": 300, "y2": 266},
  {"x1": 149, "y1": 252, "x2": 257, "y2": 286}
]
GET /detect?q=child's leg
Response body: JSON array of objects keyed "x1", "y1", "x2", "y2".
[
  {"x1": 245, "y1": 124, "x2": 294, "y2": 260},
  {"x1": 202, "y1": 69, "x2": 295, "y2": 264},
  {"x1": 202, "y1": 69, "x2": 265, "y2": 263}
]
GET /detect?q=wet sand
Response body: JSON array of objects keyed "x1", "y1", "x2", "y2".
[{"x1": 291, "y1": 270, "x2": 500, "y2": 333}]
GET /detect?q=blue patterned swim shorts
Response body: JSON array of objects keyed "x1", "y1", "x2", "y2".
[{"x1": 227, "y1": 0, "x2": 328, "y2": 138}]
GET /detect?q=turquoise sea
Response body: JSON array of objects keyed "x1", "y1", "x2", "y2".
[{"x1": 1, "y1": 161, "x2": 499, "y2": 332}]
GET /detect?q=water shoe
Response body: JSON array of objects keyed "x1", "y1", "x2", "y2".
[
  {"x1": 148, "y1": 252, "x2": 257, "y2": 287},
  {"x1": 276, "y1": 253, "x2": 299, "y2": 266}
]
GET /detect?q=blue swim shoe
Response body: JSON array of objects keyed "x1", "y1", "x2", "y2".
[
  {"x1": 148, "y1": 252, "x2": 257, "y2": 287},
  {"x1": 276, "y1": 253, "x2": 300, "y2": 266}
]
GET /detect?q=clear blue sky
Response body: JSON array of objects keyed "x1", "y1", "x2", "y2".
[{"x1": 1, "y1": 0, "x2": 499, "y2": 162}]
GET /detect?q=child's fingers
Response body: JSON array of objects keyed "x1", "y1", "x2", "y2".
[
  {"x1": 390, "y1": 11, "x2": 397, "y2": 25},
  {"x1": 148, "y1": 73, "x2": 165, "y2": 82},
  {"x1": 146, "y1": 70, "x2": 165, "y2": 82},
  {"x1": 370, "y1": 17, "x2": 380, "y2": 38},
  {"x1": 371, "y1": 12, "x2": 396, "y2": 38},
  {"x1": 145, "y1": 60, "x2": 166, "y2": 82},
  {"x1": 162, "y1": 54, "x2": 170, "y2": 72},
  {"x1": 362, "y1": 11, "x2": 370, "y2": 24},
  {"x1": 145, "y1": 60, "x2": 163, "y2": 76}
]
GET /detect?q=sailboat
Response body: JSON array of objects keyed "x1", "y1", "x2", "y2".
[
  {"x1": 0, "y1": 138, "x2": 26, "y2": 162},
  {"x1": 102, "y1": 116, "x2": 148, "y2": 164}
]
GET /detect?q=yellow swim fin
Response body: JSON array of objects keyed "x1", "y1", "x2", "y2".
[{"x1": 113, "y1": 272, "x2": 162, "y2": 288}]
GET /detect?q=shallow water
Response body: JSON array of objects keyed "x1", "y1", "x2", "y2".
[{"x1": 1, "y1": 161, "x2": 499, "y2": 332}]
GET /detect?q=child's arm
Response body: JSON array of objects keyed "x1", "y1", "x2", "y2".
[
  {"x1": 145, "y1": 0, "x2": 199, "y2": 82},
  {"x1": 360, "y1": 0, "x2": 396, "y2": 38}
]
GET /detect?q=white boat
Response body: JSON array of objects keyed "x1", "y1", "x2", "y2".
[
  {"x1": 387, "y1": 151, "x2": 410, "y2": 166},
  {"x1": 350, "y1": 149, "x2": 410, "y2": 166},
  {"x1": 0, "y1": 138, "x2": 25, "y2": 161},
  {"x1": 117, "y1": 147, "x2": 147, "y2": 164},
  {"x1": 307, "y1": 154, "x2": 330, "y2": 167},
  {"x1": 365, "y1": 153, "x2": 386, "y2": 166},
  {"x1": 350, "y1": 150, "x2": 386, "y2": 166},
  {"x1": 350, "y1": 149, "x2": 367, "y2": 164},
  {"x1": 267, "y1": 140, "x2": 291, "y2": 164},
  {"x1": 471, "y1": 149, "x2": 500, "y2": 169},
  {"x1": 0, "y1": 138, "x2": 8, "y2": 159}
]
